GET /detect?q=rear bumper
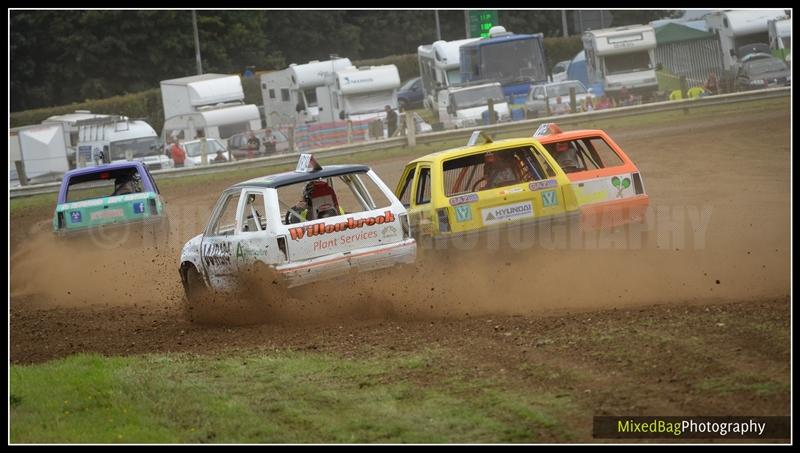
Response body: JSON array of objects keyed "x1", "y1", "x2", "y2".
[
  {"x1": 275, "y1": 239, "x2": 417, "y2": 288},
  {"x1": 580, "y1": 195, "x2": 649, "y2": 231},
  {"x1": 55, "y1": 215, "x2": 168, "y2": 238}
]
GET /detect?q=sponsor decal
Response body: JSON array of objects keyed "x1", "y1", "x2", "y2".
[
  {"x1": 499, "y1": 187, "x2": 524, "y2": 195},
  {"x1": 236, "y1": 242, "x2": 245, "y2": 261},
  {"x1": 528, "y1": 179, "x2": 558, "y2": 192},
  {"x1": 203, "y1": 242, "x2": 231, "y2": 267},
  {"x1": 481, "y1": 201, "x2": 534, "y2": 225},
  {"x1": 534, "y1": 123, "x2": 554, "y2": 137},
  {"x1": 70, "y1": 211, "x2": 82, "y2": 223},
  {"x1": 449, "y1": 193, "x2": 479, "y2": 206},
  {"x1": 343, "y1": 76, "x2": 374, "y2": 85},
  {"x1": 133, "y1": 201, "x2": 145, "y2": 214},
  {"x1": 382, "y1": 225, "x2": 398, "y2": 238},
  {"x1": 455, "y1": 205, "x2": 472, "y2": 222},
  {"x1": 289, "y1": 210, "x2": 395, "y2": 241},
  {"x1": 90, "y1": 208, "x2": 124, "y2": 221},
  {"x1": 313, "y1": 231, "x2": 378, "y2": 251},
  {"x1": 541, "y1": 189, "x2": 558, "y2": 207},
  {"x1": 611, "y1": 176, "x2": 631, "y2": 198}
]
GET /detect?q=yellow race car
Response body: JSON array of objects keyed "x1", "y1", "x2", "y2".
[{"x1": 395, "y1": 131, "x2": 581, "y2": 243}]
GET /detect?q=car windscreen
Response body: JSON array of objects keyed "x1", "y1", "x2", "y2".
[
  {"x1": 549, "y1": 82, "x2": 587, "y2": 97},
  {"x1": 109, "y1": 137, "x2": 159, "y2": 161},
  {"x1": 452, "y1": 87, "x2": 505, "y2": 110},
  {"x1": 744, "y1": 57, "x2": 788, "y2": 76},
  {"x1": 184, "y1": 140, "x2": 226, "y2": 157},
  {"x1": 66, "y1": 167, "x2": 144, "y2": 203}
]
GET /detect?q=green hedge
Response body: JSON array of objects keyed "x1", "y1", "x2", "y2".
[{"x1": 11, "y1": 38, "x2": 584, "y2": 132}]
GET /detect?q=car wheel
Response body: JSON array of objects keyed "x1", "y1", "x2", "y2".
[{"x1": 182, "y1": 264, "x2": 213, "y2": 323}]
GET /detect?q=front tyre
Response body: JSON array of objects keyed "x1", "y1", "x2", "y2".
[{"x1": 182, "y1": 264, "x2": 213, "y2": 323}]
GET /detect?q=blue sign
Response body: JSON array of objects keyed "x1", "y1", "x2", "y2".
[
  {"x1": 70, "y1": 211, "x2": 82, "y2": 223},
  {"x1": 133, "y1": 202, "x2": 146, "y2": 214}
]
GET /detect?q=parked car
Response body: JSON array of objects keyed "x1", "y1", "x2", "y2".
[
  {"x1": 181, "y1": 138, "x2": 234, "y2": 166},
  {"x1": 525, "y1": 80, "x2": 594, "y2": 118},
  {"x1": 551, "y1": 60, "x2": 571, "y2": 83},
  {"x1": 397, "y1": 77, "x2": 424, "y2": 110},
  {"x1": 228, "y1": 128, "x2": 290, "y2": 159},
  {"x1": 734, "y1": 52, "x2": 791, "y2": 91}
]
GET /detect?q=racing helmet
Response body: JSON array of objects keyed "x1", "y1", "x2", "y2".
[
  {"x1": 303, "y1": 180, "x2": 341, "y2": 220},
  {"x1": 556, "y1": 141, "x2": 570, "y2": 153}
]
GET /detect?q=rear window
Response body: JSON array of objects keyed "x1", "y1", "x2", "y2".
[
  {"x1": 277, "y1": 171, "x2": 392, "y2": 225},
  {"x1": 442, "y1": 146, "x2": 554, "y2": 196},
  {"x1": 66, "y1": 167, "x2": 144, "y2": 203}
]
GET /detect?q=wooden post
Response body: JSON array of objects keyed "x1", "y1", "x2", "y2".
[
  {"x1": 14, "y1": 161, "x2": 28, "y2": 186},
  {"x1": 288, "y1": 126, "x2": 295, "y2": 153},
  {"x1": 680, "y1": 76, "x2": 689, "y2": 114},
  {"x1": 545, "y1": 95, "x2": 551, "y2": 116},
  {"x1": 347, "y1": 120, "x2": 353, "y2": 144},
  {"x1": 487, "y1": 98, "x2": 496, "y2": 125},
  {"x1": 406, "y1": 112, "x2": 416, "y2": 147},
  {"x1": 569, "y1": 87, "x2": 577, "y2": 113}
]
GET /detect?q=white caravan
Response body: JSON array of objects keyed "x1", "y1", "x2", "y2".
[
  {"x1": 76, "y1": 116, "x2": 169, "y2": 170},
  {"x1": 315, "y1": 65, "x2": 401, "y2": 124},
  {"x1": 417, "y1": 38, "x2": 480, "y2": 111},
  {"x1": 768, "y1": 16, "x2": 791, "y2": 63},
  {"x1": 42, "y1": 110, "x2": 114, "y2": 169},
  {"x1": 9, "y1": 123, "x2": 70, "y2": 184},
  {"x1": 438, "y1": 82, "x2": 510, "y2": 129},
  {"x1": 705, "y1": 10, "x2": 787, "y2": 74},
  {"x1": 261, "y1": 58, "x2": 353, "y2": 127},
  {"x1": 582, "y1": 24, "x2": 659, "y2": 101},
  {"x1": 160, "y1": 73, "x2": 261, "y2": 145}
]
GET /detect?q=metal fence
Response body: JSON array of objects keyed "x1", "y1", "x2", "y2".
[{"x1": 654, "y1": 38, "x2": 726, "y2": 88}]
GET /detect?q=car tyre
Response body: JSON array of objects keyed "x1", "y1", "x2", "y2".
[{"x1": 182, "y1": 264, "x2": 213, "y2": 323}]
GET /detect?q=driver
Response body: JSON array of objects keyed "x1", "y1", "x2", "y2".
[
  {"x1": 553, "y1": 141, "x2": 584, "y2": 173},
  {"x1": 112, "y1": 172, "x2": 142, "y2": 196},
  {"x1": 482, "y1": 152, "x2": 520, "y2": 189},
  {"x1": 285, "y1": 180, "x2": 345, "y2": 224}
]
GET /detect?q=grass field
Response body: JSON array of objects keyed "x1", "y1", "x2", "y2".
[{"x1": 11, "y1": 350, "x2": 576, "y2": 443}]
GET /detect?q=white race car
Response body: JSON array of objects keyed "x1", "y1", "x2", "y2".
[{"x1": 179, "y1": 154, "x2": 416, "y2": 317}]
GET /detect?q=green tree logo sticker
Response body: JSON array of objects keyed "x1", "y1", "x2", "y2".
[{"x1": 611, "y1": 176, "x2": 631, "y2": 198}]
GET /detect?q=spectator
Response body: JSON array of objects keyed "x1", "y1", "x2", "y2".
[
  {"x1": 385, "y1": 105, "x2": 398, "y2": 137},
  {"x1": 213, "y1": 150, "x2": 227, "y2": 163},
  {"x1": 704, "y1": 72, "x2": 719, "y2": 95},
  {"x1": 264, "y1": 129, "x2": 277, "y2": 154},
  {"x1": 552, "y1": 96, "x2": 570, "y2": 115},
  {"x1": 170, "y1": 140, "x2": 186, "y2": 168},
  {"x1": 618, "y1": 86, "x2": 637, "y2": 106},
  {"x1": 595, "y1": 95, "x2": 613, "y2": 110},
  {"x1": 246, "y1": 132, "x2": 261, "y2": 159},
  {"x1": 581, "y1": 97, "x2": 595, "y2": 113}
]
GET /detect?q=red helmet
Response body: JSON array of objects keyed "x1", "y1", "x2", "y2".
[{"x1": 556, "y1": 141, "x2": 569, "y2": 153}]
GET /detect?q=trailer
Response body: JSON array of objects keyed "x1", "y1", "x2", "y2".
[
  {"x1": 260, "y1": 58, "x2": 353, "y2": 127},
  {"x1": 705, "y1": 10, "x2": 787, "y2": 75},
  {"x1": 315, "y1": 65, "x2": 401, "y2": 124},
  {"x1": 417, "y1": 38, "x2": 480, "y2": 111},
  {"x1": 583, "y1": 24, "x2": 659, "y2": 101},
  {"x1": 9, "y1": 123, "x2": 70, "y2": 185},
  {"x1": 76, "y1": 116, "x2": 169, "y2": 170}
]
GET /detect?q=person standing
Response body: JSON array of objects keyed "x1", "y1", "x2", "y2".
[
  {"x1": 170, "y1": 139, "x2": 186, "y2": 168},
  {"x1": 704, "y1": 72, "x2": 719, "y2": 95},
  {"x1": 385, "y1": 105, "x2": 398, "y2": 138},
  {"x1": 246, "y1": 132, "x2": 261, "y2": 159}
]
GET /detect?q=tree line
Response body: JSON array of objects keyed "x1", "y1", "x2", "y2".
[{"x1": 11, "y1": 10, "x2": 675, "y2": 112}]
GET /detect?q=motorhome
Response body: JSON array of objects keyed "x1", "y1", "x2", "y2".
[
  {"x1": 76, "y1": 116, "x2": 169, "y2": 170},
  {"x1": 261, "y1": 58, "x2": 353, "y2": 127},
  {"x1": 768, "y1": 16, "x2": 791, "y2": 63},
  {"x1": 459, "y1": 26, "x2": 549, "y2": 102},
  {"x1": 42, "y1": 110, "x2": 113, "y2": 169},
  {"x1": 438, "y1": 82, "x2": 510, "y2": 129},
  {"x1": 705, "y1": 10, "x2": 787, "y2": 74},
  {"x1": 160, "y1": 73, "x2": 261, "y2": 145},
  {"x1": 417, "y1": 38, "x2": 480, "y2": 110},
  {"x1": 315, "y1": 65, "x2": 401, "y2": 124},
  {"x1": 582, "y1": 24, "x2": 659, "y2": 101}
]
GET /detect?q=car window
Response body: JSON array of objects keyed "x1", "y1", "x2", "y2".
[
  {"x1": 241, "y1": 191, "x2": 267, "y2": 233},
  {"x1": 66, "y1": 167, "x2": 143, "y2": 202},
  {"x1": 416, "y1": 167, "x2": 431, "y2": 205},
  {"x1": 277, "y1": 171, "x2": 391, "y2": 225},
  {"x1": 542, "y1": 137, "x2": 623, "y2": 172},
  {"x1": 397, "y1": 167, "x2": 416, "y2": 207},
  {"x1": 210, "y1": 191, "x2": 242, "y2": 236},
  {"x1": 442, "y1": 147, "x2": 548, "y2": 196}
]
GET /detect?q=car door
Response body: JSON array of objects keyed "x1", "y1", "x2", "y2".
[
  {"x1": 408, "y1": 164, "x2": 435, "y2": 236},
  {"x1": 200, "y1": 189, "x2": 243, "y2": 290},
  {"x1": 234, "y1": 189, "x2": 272, "y2": 271}
]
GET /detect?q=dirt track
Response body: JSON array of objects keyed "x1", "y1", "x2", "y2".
[{"x1": 10, "y1": 104, "x2": 790, "y2": 366}]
